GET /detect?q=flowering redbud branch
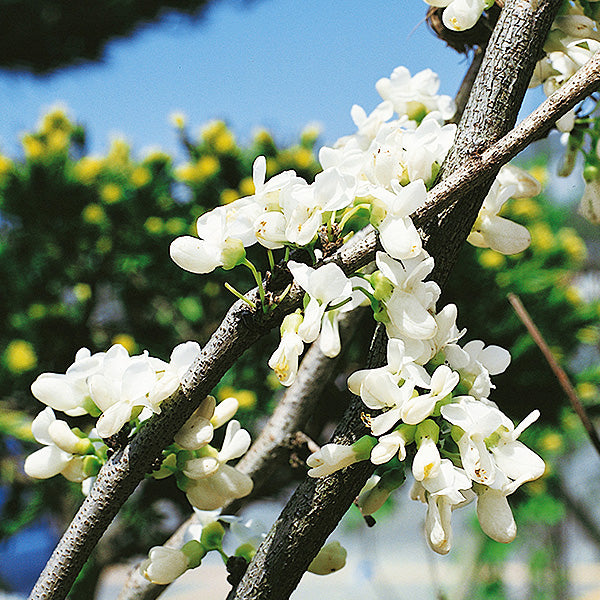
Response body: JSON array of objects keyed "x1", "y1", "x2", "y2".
[{"x1": 507, "y1": 293, "x2": 600, "y2": 458}]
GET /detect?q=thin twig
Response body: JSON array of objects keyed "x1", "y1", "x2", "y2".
[{"x1": 507, "y1": 293, "x2": 600, "y2": 457}]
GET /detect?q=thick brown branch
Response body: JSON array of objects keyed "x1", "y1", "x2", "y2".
[{"x1": 507, "y1": 293, "x2": 600, "y2": 457}]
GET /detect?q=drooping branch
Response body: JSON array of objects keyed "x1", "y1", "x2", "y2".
[
  {"x1": 116, "y1": 309, "x2": 366, "y2": 600},
  {"x1": 227, "y1": 1, "x2": 564, "y2": 599},
  {"x1": 508, "y1": 293, "x2": 600, "y2": 457},
  {"x1": 30, "y1": 1, "x2": 599, "y2": 596}
]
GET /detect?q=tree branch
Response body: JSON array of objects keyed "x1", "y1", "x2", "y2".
[
  {"x1": 507, "y1": 293, "x2": 600, "y2": 457},
  {"x1": 226, "y1": 2, "x2": 565, "y2": 599}
]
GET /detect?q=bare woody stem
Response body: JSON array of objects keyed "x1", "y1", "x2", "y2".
[
  {"x1": 30, "y1": 0, "x2": 597, "y2": 596},
  {"x1": 507, "y1": 293, "x2": 600, "y2": 458}
]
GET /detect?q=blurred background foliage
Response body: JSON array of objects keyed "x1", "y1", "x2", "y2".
[{"x1": 1, "y1": 108, "x2": 600, "y2": 598}]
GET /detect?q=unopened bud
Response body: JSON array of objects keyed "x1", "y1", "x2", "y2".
[
  {"x1": 200, "y1": 521, "x2": 226, "y2": 550},
  {"x1": 308, "y1": 541, "x2": 347, "y2": 575}
]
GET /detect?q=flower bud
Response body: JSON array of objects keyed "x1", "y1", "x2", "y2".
[
  {"x1": 48, "y1": 420, "x2": 91, "y2": 455},
  {"x1": 235, "y1": 543, "x2": 256, "y2": 562},
  {"x1": 174, "y1": 396, "x2": 216, "y2": 450},
  {"x1": 141, "y1": 546, "x2": 189, "y2": 585},
  {"x1": 308, "y1": 541, "x2": 347, "y2": 575}
]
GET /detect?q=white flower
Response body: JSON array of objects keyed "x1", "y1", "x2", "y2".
[
  {"x1": 375, "y1": 251, "x2": 440, "y2": 341},
  {"x1": 369, "y1": 181, "x2": 426, "y2": 260},
  {"x1": 370, "y1": 425, "x2": 415, "y2": 465},
  {"x1": 24, "y1": 408, "x2": 90, "y2": 481},
  {"x1": 170, "y1": 198, "x2": 259, "y2": 274},
  {"x1": 30, "y1": 347, "x2": 106, "y2": 417},
  {"x1": 288, "y1": 262, "x2": 352, "y2": 343},
  {"x1": 375, "y1": 66, "x2": 455, "y2": 121},
  {"x1": 174, "y1": 396, "x2": 216, "y2": 450},
  {"x1": 183, "y1": 420, "x2": 253, "y2": 510},
  {"x1": 306, "y1": 436, "x2": 375, "y2": 477},
  {"x1": 308, "y1": 541, "x2": 347, "y2": 575},
  {"x1": 444, "y1": 339, "x2": 510, "y2": 399},
  {"x1": 579, "y1": 176, "x2": 600, "y2": 225},
  {"x1": 268, "y1": 312, "x2": 305, "y2": 386},
  {"x1": 141, "y1": 546, "x2": 190, "y2": 585}
]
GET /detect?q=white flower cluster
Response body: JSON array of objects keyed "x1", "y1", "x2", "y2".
[
  {"x1": 530, "y1": 2, "x2": 600, "y2": 132},
  {"x1": 306, "y1": 254, "x2": 545, "y2": 554}
]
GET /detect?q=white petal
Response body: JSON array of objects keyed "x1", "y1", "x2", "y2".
[
  {"x1": 170, "y1": 236, "x2": 223, "y2": 274},
  {"x1": 24, "y1": 446, "x2": 71, "y2": 479},
  {"x1": 476, "y1": 487, "x2": 517, "y2": 543}
]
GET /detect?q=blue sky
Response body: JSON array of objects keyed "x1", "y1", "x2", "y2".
[{"x1": 0, "y1": 0, "x2": 545, "y2": 160}]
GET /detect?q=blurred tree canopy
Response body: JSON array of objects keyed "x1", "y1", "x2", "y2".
[{"x1": 0, "y1": 0, "x2": 255, "y2": 73}]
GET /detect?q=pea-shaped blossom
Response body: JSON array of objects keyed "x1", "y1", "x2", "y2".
[
  {"x1": 375, "y1": 251, "x2": 441, "y2": 341},
  {"x1": 30, "y1": 347, "x2": 106, "y2": 417},
  {"x1": 423, "y1": 0, "x2": 487, "y2": 32},
  {"x1": 183, "y1": 420, "x2": 253, "y2": 510},
  {"x1": 170, "y1": 198, "x2": 260, "y2": 274},
  {"x1": 375, "y1": 66, "x2": 455, "y2": 121},
  {"x1": 287, "y1": 261, "x2": 353, "y2": 344},
  {"x1": 174, "y1": 396, "x2": 216, "y2": 450},
  {"x1": 268, "y1": 312, "x2": 305, "y2": 387},
  {"x1": 24, "y1": 407, "x2": 91, "y2": 481}
]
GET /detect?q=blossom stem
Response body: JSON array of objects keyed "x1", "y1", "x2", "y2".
[
  {"x1": 326, "y1": 297, "x2": 352, "y2": 312},
  {"x1": 242, "y1": 259, "x2": 268, "y2": 313},
  {"x1": 224, "y1": 283, "x2": 257, "y2": 310},
  {"x1": 267, "y1": 249, "x2": 275, "y2": 272}
]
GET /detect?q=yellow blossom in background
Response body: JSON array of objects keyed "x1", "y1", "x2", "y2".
[
  {"x1": 107, "y1": 139, "x2": 130, "y2": 166},
  {"x1": 111, "y1": 334, "x2": 137, "y2": 354},
  {"x1": 218, "y1": 386, "x2": 257, "y2": 410},
  {"x1": 565, "y1": 285, "x2": 582, "y2": 305},
  {"x1": 290, "y1": 147, "x2": 313, "y2": 169},
  {"x1": 528, "y1": 165, "x2": 548, "y2": 187},
  {"x1": 510, "y1": 197, "x2": 541, "y2": 219},
  {"x1": 165, "y1": 218, "x2": 187, "y2": 236},
  {"x1": 4, "y1": 340, "x2": 37, "y2": 373},
  {"x1": 47, "y1": 130, "x2": 69, "y2": 153},
  {"x1": 170, "y1": 112, "x2": 187, "y2": 129},
  {"x1": 576, "y1": 381, "x2": 597, "y2": 401},
  {"x1": 557, "y1": 228, "x2": 587, "y2": 262},
  {"x1": 100, "y1": 183, "x2": 123, "y2": 204},
  {"x1": 221, "y1": 189, "x2": 239, "y2": 204},
  {"x1": 176, "y1": 156, "x2": 219, "y2": 184},
  {"x1": 74, "y1": 156, "x2": 104, "y2": 183},
  {"x1": 144, "y1": 150, "x2": 171, "y2": 165},
  {"x1": 526, "y1": 479, "x2": 547, "y2": 496},
  {"x1": 577, "y1": 326, "x2": 600, "y2": 345},
  {"x1": 144, "y1": 216, "x2": 164, "y2": 235},
  {"x1": 73, "y1": 283, "x2": 92, "y2": 302},
  {"x1": 131, "y1": 166, "x2": 151, "y2": 187},
  {"x1": 529, "y1": 222, "x2": 554, "y2": 251},
  {"x1": 82, "y1": 203, "x2": 106, "y2": 225},
  {"x1": 96, "y1": 236, "x2": 112, "y2": 254},
  {"x1": 213, "y1": 129, "x2": 236, "y2": 154},
  {"x1": 201, "y1": 120, "x2": 227, "y2": 142},
  {"x1": 40, "y1": 108, "x2": 71, "y2": 134},
  {"x1": 300, "y1": 123, "x2": 322, "y2": 145},
  {"x1": 266, "y1": 157, "x2": 278, "y2": 175},
  {"x1": 22, "y1": 135, "x2": 44, "y2": 160},
  {"x1": 478, "y1": 249, "x2": 505, "y2": 269},
  {"x1": 239, "y1": 176, "x2": 255, "y2": 196},
  {"x1": 28, "y1": 304, "x2": 46, "y2": 320},
  {"x1": 0, "y1": 154, "x2": 12, "y2": 178},
  {"x1": 253, "y1": 128, "x2": 273, "y2": 145},
  {"x1": 540, "y1": 432, "x2": 563, "y2": 452}
]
